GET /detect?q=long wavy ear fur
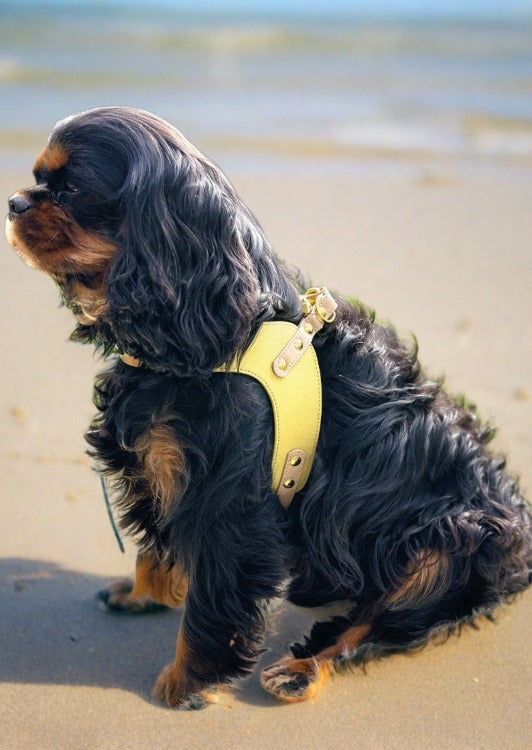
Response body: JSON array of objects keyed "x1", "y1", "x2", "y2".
[{"x1": 102, "y1": 109, "x2": 260, "y2": 375}]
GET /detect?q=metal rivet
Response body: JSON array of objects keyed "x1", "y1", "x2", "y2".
[
  {"x1": 290, "y1": 455, "x2": 302, "y2": 467},
  {"x1": 304, "y1": 323, "x2": 313, "y2": 334},
  {"x1": 283, "y1": 478, "x2": 295, "y2": 489},
  {"x1": 277, "y1": 358, "x2": 287, "y2": 371},
  {"x1": 294, "y1": 339, "x2": 303, "y2": 350}
]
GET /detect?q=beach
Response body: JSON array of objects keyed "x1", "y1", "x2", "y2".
[
  {"x1": 1, "y1": 167, "x2": 531, "y2": 750},
  {"x1": 1, "y1": 3, "x2": 532, "y2": 747}
]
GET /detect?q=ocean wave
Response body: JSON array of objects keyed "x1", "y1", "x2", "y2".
[
  {"x1": 1, "y1": 66, "x2": 186, "y2": 89},
  {"x1": 464, "y1": 114, "x2": 532, "y2": 155},
  {"x1": 2, "y1": 10, "x2": 532, "y2": 59},
  {"x1": 203, "y1": 132, "x2": 532, "y2": 163},
  {"x1": 335, "y1": 114, "x2": 532, "y2": 157}
]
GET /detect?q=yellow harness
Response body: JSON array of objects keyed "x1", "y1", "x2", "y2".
[
  {"x1": 213, "y1": 287, "x2": 337, "y2": 507},
  {"x1": 120, "y1": 287, "x2": 337, "y2": 509}
]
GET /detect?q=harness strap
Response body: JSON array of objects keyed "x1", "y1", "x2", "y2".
[
  {"x1": 215, "y1": 287, "x2": 337, "y2": 508},
  {"x1": 273, "y1": 287, "x2": 338, "y2": 378},
  {"x1": 215, "y1": 321, "x2": 321, "y2": 507}
]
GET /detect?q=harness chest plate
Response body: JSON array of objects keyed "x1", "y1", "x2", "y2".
[{"x1": 215, "y1": 321, "x2": 322, "y2": 508}]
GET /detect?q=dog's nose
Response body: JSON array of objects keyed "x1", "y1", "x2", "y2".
[{"x1": 8, "y1": 193, "x2": 32, "y2": 214}]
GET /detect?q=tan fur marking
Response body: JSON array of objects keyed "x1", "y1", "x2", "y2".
[
  {"x1": 7, "y1": 198, "x2": 117, "y2": 276},
  {"x1": 261, "y1": 623, "x2": 371, "y2": 703},
  {"x1": 152, "y1": 625, "x2": 209, "y2": 707},
  {"x1": 388, "y1": 549, "x2": 450, "y2": 608},
  {"x1": 69, "y1": 228, "x2": 117, "y2": 273},
  {"x1": 262, "y1": 660, "x2": 334, "y2": 704},
  {"x1": 316, "y1": 623, "x2": 372, "y2": 660},
  {"x1": 135, "y1": 423, "x2": 187, "y2": 516},
  {"x1": 130, "y1": 551, "x2": 188, "y2": 607},
  {"x1": 69, "y1": 279, "x2": 108, "y2": 323},
  {"x1": 34, "y1": 143, "x2": 69, "y2": 172}
]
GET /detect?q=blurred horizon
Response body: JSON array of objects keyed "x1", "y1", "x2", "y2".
[{"x1": 2, "y1": 0, "x2": 532, "y2": 178}]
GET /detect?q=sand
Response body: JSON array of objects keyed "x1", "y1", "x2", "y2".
[{"x1": 1, "y1": 170, "x2": 530, "y2": 750}]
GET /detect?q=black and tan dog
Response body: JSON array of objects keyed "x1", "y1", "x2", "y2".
[{"x1": 6, "y1": 107, "x2": 531, "y2": 709}]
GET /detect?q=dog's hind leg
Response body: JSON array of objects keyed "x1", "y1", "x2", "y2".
[
  {"x1": 261, "y1": 621, "x2": 371, "y2": 703},
  {"x1": 261, "y1": 550, "x2": 454, "y2": 702},
  {"x1": 97, "y1": 550, "x2": 188, "y2": 614}
]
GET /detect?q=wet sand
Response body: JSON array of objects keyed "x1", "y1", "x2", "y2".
[{"x1": 1, "y1": 170, "x2": 530, "y2": 749}]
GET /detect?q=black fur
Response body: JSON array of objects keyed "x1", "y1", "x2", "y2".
[{"x1": 11, "y1": 107, "x2": 532, "y2": 705}]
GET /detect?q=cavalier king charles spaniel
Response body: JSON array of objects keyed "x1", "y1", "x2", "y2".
[{"x1": 6, "y1": 107, "x2": 531, "y2": 709}]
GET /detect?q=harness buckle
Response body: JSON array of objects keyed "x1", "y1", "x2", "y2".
[{"x1": 300, "y1": 287, "x2": 337, "y2": 323}]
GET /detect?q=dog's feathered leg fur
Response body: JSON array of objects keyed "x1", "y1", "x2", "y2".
[{"x1": 152, "y1": 487, "x2": 287, "y2": 708}]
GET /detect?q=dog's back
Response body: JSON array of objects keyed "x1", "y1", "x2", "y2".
[{"x1": 287, "y1": 298, "x2": 531, "y2": 658}]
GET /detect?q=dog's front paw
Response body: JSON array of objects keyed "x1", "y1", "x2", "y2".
[
  {"x1": 261, "y1": 658, "x2": 332, "y2": 703},
  {"x1": 97, "y1": 578, "x2": 167, "y2": 614},
  {"x1": 152, "y1": 662, "x2": 216, "y2": 710}
]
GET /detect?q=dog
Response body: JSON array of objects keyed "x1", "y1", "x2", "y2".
[{"x1": 6, "y1": 106, "x2": 531, "y2": 709}]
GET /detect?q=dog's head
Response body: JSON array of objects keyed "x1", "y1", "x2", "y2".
[{"x1": 7, "y1": 106, "x2": 298, "y2": 374}]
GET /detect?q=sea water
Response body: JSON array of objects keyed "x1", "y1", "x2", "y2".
[{"x1": 1, "y1": 2, "x2": 531, "y2": 177}]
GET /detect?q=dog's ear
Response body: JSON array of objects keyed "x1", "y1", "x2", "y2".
[{"x1": 106, "y1": 141, "x2": 259, "y2": 375}]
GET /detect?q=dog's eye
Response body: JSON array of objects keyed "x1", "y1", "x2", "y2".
[{"x1": 65, "y1": 181, "x2": 79, "y2": 193}]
